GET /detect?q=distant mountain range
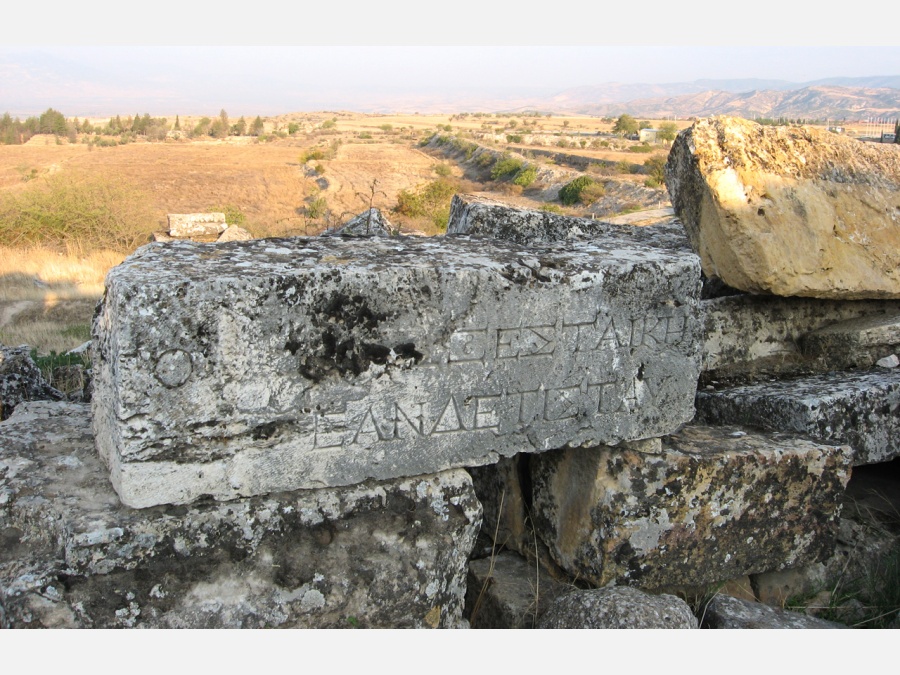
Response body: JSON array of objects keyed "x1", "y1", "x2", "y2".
[{"x1": 540, "y1": 77, "x2": 900, "y2": 120}]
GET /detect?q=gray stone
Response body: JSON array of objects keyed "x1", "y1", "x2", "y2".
[
  {"x1": 0, "y1": 345, "x2": 63, "y2": 420},
  {"x1": 531, "y1": 426, "x2": 851, "y2": 589},
  {"x1": 696, "y1": 370, "x2": 900, "y2": 465},
  {"x1": 700, "y1": 294, "x2": 900, "y2": 382},
  {"x1": 323, "y1": 208, "x2": 396, "y2": 237},
  {"x1": 92, "y1": 235, "x2": 701, "y2": 508},
  {"x1": 0, "y1": 402, "x2": 481, "y2": 629},
  {"x1": 468, "y1": 457, "x2": 532, "y2": 556},
  {"x1": 800, "y1": 313, "x2": 900, "y2": 369},
  {"x1": 167, "y1": 213, "x2": 227, "y2": 238},
  {"x1": 216, "y1": 225, "x2": 253, "y2": 242},
  {"x1": 876, "y1": 354, "x2": 899, "y2": 368},
  {"x1": 447, "y1": 194, "x2": 693, "y2": 251},
  {"x1": 702, "y1": 595, "x2": 847, "y2": 629},
  {"x1": 537, "y1": 586, "x2": 698, "y2": 629},
  {"x1": 465, "y1": 552, "x2": 570, "y2": 629}
]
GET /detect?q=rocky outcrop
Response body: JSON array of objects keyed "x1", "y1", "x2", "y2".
[
  {"x1": 0, "y1": 345, "x2": 63, "y2": 420},
  {"x1": 666, "y1": 116, "x2": 900, "y2": 299},
  {"x1": 92, "y1": 235, "x2": 701, "y2": 508},
  {"x1": 0, "y1": 402, "x2": 480, "y2": 628}
]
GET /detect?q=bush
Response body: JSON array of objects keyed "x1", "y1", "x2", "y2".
[
  {"x1": 506, "y1": 134, "x2": 523, "y2": 144},
  {"x1": 628, "y1": 144, "x2": 654, "y2": 153},
  {"x1": 433, "y1": 163, "x2": 452, "y2": 177},
  {"x1": 512, "y1": 166, "x2": 538, "y2": 188},
  {"x1": 579, "y1": 181, "x2": 606, "y2": 205},
  {"x1": 358, "y1": 132, "x2": 372, "y2": 139},
  {"x1": 0, "y1": 172, "x2": 156, "y2": 252},
  {"x1": 491, "y1": 155, "x2": 524, "y2": 181},
  {"x1": 474, "y1": 152, "x2": 496, "y2": 169},
  {"x1": 539, "y1": 203, "x2": 563, "y2": 214},
  {"x1": 321, "y1": 119, "x2": 336, "y2": 129},
  {"x1": 210, "y1": 204, "x2": 246, "y2": 226},
  {"x1": 395, "y1": 179, "x2": 456, "y2": 231},
  {"x1": 306, "y1": 195, "x2": 328, "y2": 219},
  {"x1": 644, "y1": 156, "x2": 667, "y2": 185},
  {"x1": 380, "y1": 124, "x2": 393, "y2": 132},
  {"x1": 558, "y1": 176, "x2": 596, "y2": 206}
]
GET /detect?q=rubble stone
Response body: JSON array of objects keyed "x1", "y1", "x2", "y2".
[
  {"x1": 531, "y1": 425, "x2": 851, "y2": 588},
  {"x1": 666, "y1": 116, "x2": 900, "y2": 299},
  {"x1": 93, "y1": 235, "x2": 701, "y2": 508},
  {"x1": 800, "y1": 312, "x2": 900, "y2": 368},
  {"x1": 537, "y1": 586, "x2": 697, "y2": 629},
  {"x1": 0, "y1": 402, "x2": 481, "y2": 628},
  {"x1": 217, "y1": 225, "x2": 253, "y2": 242},
  {"x1": 1, "y1": 345, "x2": 63, "y2": 420},
  {"x1": 696, "y1": 370, "x2": 900, "y2": 465},
  {"x1": 701, "y1": 594, "x2": 846, "y2": 629}
]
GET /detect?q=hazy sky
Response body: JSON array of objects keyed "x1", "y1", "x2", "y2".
[{"x1": 2, "y1": 3, "x2": 898, "y2": 116}]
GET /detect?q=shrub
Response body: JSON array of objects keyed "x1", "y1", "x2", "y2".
[
  {"x1": 539, "y1": 203, "x2": 563, "y2": 214},
  {"x1": 644, "y1": 156, "x2": 667, "y2": 185},
  {"x1": 433, "y1": 163, "x2": 452, "y2": 177},
  {"x1": 380, "y1": 124, "x2": 393, "y2": 132},
  {"x1": 306, "y1": 195, "x2": 328, "y2": 219},
  {"x1": 287, "y1": 122, "x2": 300, "y2": 135},
  {"x1": 474, "y1": 152, "x2": 496, "y2": 169},
  {"x1": 321, "y1": 119, "x2": 336, "y2": 129},
  {"x1": 512, "y1": 166, "x2": 538, "y2": 188},
  {"x1": 395, "y1": 179, "x2": 456, "y2": 231},
  {"x1": 506, "y1": 134, "x2": 523, "y2": 144},
  {"x1": 579, "y1": 181, "x2": 606, "y2": 205},
  {"x1": 558, "y1": 176, "x2": 596, "y2": 206},
  {"x1": 0, "y1": 172, "x2": 156, "y2": 252},
  {"x1": 210, "y1": 204, "x2": 246, "y2": 226},
  {"x1": 490, "y1": 155, "x2": 524, "y2": 181},
  {"x1": 359, "y1": 131, "x2": 372, "y2": 139},
  {"x1": 628, "y1": 144, "x2": 654, "y2": 153}
]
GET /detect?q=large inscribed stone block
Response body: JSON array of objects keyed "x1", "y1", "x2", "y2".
[
  {"x1": 166, "y1": 213, "x2": 227, "y2": 238},
  {"x1": 531, "y1": 426, "x2": 851, "y2": 589},
  {"x1": 695, "y1": 370, "x2": 900, "y2": 465},
  {"x1": 92, "y1": 235, "x2": 701, "y2": 507}
]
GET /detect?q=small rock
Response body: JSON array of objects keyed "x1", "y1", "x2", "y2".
[
  {"x1": 537, "y1": 587, "x2": 697, "y2": 629},
  {"x1": 216, "y1": 225, "x2": 253, "y2": 242},
  {"x1": 876, "y1": 354, "x2": 899, "y2": 368}
]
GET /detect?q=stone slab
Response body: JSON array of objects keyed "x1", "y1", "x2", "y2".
[
  {"x1": 537, "y1": 586, "x2": 697, "y2": 629},
  {"x1": 666, "y1": 116, "x2": 900, "y2": 299},
  {"x1": 465, "y1": 552, "x2": 570, "y2": 629},
  {"x1": 167, "y1": 212, "x2": 227, "y2": 238},
  {"x1": 702, "y1": 595, "x2": 847, "y2": 629},
  {"x1": 0, "y1": 401, "x2": 481, "y2": 629},
  {"x1": 92, "y1": 235, "x2": 701, "y2": 508},
  {"x1": 700, "y1": 294, "x2": 900, "y2": 382},
  {"x1": 695, "y1": 370, "x2": 900, "y2": 465},
  {"x1": 800, "y1": 312, "x2": 900, "y2": 368},
  {"x1": 531, "y1": 425, "x2": 851, "y2": 589},
  {"x1": 447, "y1": 194, "x2": 693, "y2": 251}
]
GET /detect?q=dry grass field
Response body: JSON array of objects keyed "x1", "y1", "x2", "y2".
[{"x1": 0, "y1": 112, "x2": 688, "y2": 360}]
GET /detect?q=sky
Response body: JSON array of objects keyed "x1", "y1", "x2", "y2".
[{"x1": 2, "y1": 2, "x2": 899, "y2": 117}]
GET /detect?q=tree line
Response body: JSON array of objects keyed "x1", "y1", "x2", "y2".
[{"x1": 0, "y1": 108, "x2": 268, "y2": 145}]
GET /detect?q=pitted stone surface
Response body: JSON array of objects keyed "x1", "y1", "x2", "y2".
[
  {"x1": 167, "y1": 213, "x2": 227, "y2": 238},
  {"x1": 701, "y1": 295, "x2": 900, "y2": 381},
  {"x1": 537, "y1": 587, "x2": 697, "y2": 629},
  {"x1": 531, "y1": 425, "x2": 851, "y2": 589},
  {"x1": 696, "y1": 370, "x2": 900, "y2": 465},
  {"x1": 0, "y1": 402, "x2": 481, "y2": 629},
  {"x1": 1, "y1": 344, "x2": 64, "y2": 420},
  {"x1": 702, "y1": 595, "x2": 847, "y2": 629},
  {"x1": 447, "y1": 194, "x2": 693, "y2": 251},
  {"x1": 92, "y1": 235, "x2": 701, "y2": 507},
  {"x1": 800, "y1": 312, "x2": 900, "y2": 368},
  {"x1": 666, "y1": 116, "x2": 900, "y2": 299}
]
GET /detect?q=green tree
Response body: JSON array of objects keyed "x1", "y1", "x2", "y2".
[
  {"x1": 644, "y1": 156, "x2": 667, "y2": 187},
  {"x1": 250, "y1": 116, "x2": 264, "y2": 136},
  {"x1": 612, "y1": 114, "x2": 639, "y2": 136},
  {"x1": 233, "y1": 117, "x2": 247, "y2": 136},
  {"x1": 39, "y1": 108, "x2": 67, "y2": 135},
  {"x1": 559, "y1": 176, "x2": 596, "y2": 206},
  {"x1": 657, "y1": 122, "x2": 679, "y2": 142},
  {"x1": 174, "y1": 115, "x2": 181, "y2": 131}
]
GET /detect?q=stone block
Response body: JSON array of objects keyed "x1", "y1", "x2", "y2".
[
  {"x1": 167, "y1": 213, "x2": 227, "y2": 238},
  {"x1": 702, "y1": 595, "x2": 846, "y2": 629},
  {"x1": 667, "y1": 116, "x2": 900, "y2": 299},
  {"x1": 216, "y1": 225, "x2": 253, "y2": 242},
  {"x1": 700, "y1": 294, "x2": 900, "y2": 381},
  {"x1": 465, "y1": 552, "x2": 570, "y2": 629},
  {"x1": 0, "y1": 402, "x2": 481, "y2": 629},
  {"x1": 537, "y1": 586, "x2": 697, "y2": 629},
  {"x1": 92, "y1": 235, "x2": 701, "y2": 508},
  {"x1": 447, "y1": 194, "x2": 693, "y2": 251},
  {"x1": 531, "y1": 425, "x2": 851, "y2": 589},
  {"x1": 323, "y1": 208, "x2": 396, "y2": 237},
  {"x1": 800, "y1": 312, "x2": 900, "y2": 368},
  {"x1": 695, "y1": 370, "x2": 900, "y2": 465}
]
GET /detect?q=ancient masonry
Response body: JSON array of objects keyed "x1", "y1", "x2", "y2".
[{"x1": 2, "y1": 116, "x2": 899, "y2": 628}]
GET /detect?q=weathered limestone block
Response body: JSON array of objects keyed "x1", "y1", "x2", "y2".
[
  {"x1": 465, "y1": 552, "x2": 570, "y2": 629},
  {"x1": 702, "y1": 595, "x2": 846, "y2": 629},
  {"x1": 0, "y1": 345, "x2": 63, "y2": 420},
  {"x1": 701, "y1": 294, "x2": 900, "y2": 382},
  {"x1": 666, "y1": 116, "x2": 900, "y2": 298},
  {"x1": 0, "y1": 402, "x2": 481, "y2": 629},
  {"x1": 536, "y1": 587, "x2": 697, "y2": 629},
  {"x1": 216, "y1": 225, "x2": 253, "y2": 242},
  {"x1": 323, "y1": 208, "x2": 396, "y2": 237},
  {"x1": 447, "y1": 194, "x2": 693, "y2": 251},
  {"x1": 167, "y1": 213, "x2": 227, "y2": 238},
  {"x1": 696, "y1": 370, "x2": 900, "y2": 465},
  {"x1": 531, "y1": 426, "x2": 851, "y2": 589},
  {"x1": 93, "y1": 235, "x2": 701, "y2": 508},
  {"x1": 800, "y1": 312, "x2": 900, "y2": 368}
]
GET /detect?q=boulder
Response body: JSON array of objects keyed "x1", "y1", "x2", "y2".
[
  {"x1": 217, "y1": 225, "x2": 253, "y2": 242},
  {"x1": 0, "y1": 345, "x2": 63, "y2": 420},
  {"x1": 0, "y1": 402, "x2": 481, "y2": 629},
  {"x1": 701, "y1": 595, "x2": 846, "y2": 629},
  {"x1": 536, "y1": 586, "x2": 697, "y2": 629},
  {"x1": 696, "y1": 370, "x2": 900, "y2": 465},
  {"x1": 531, "y1": 426, "x2": 851, "y2": 589},
  {"x1": 666, "y1": 116, "x2": 900, "y2": 299},
  {"x1": 167, "y1": 213, "x2": 227, "y2": 238},
  {"x1": 322, "y1": 208, "x2": 396, "y2": 237},
  {"x1": 92, "y1": 235, "x2": 701, "y2": 508}
]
